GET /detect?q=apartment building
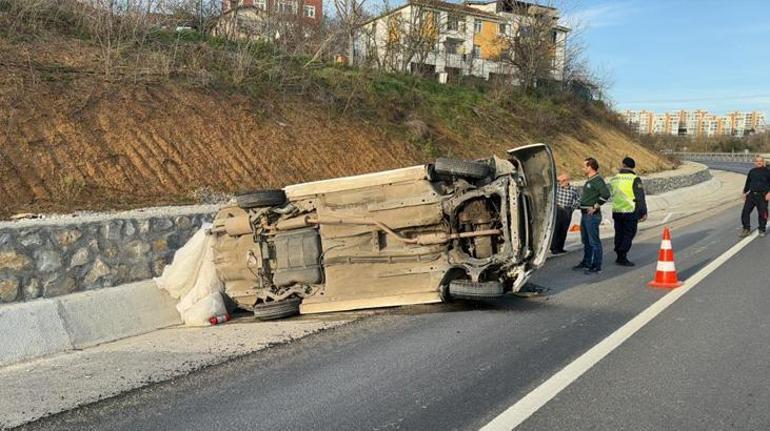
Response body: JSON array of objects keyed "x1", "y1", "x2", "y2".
[
  {"x1": 624, "y1": 110, "x2": 677, "y2": 135},
  {"x1": 213, "y1": 0, "x2": 322, "y2": 40},
  {"x1": 353, "y1": 0, "x2": 569, "y2": 82},
  {"x1": 727, "y1": 111, "x2": 767, "y2": 137},
  {"x1": 623, "y1": 109, "x2": 767, "y2": 138}
]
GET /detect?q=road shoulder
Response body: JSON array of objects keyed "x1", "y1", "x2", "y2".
[{"x1": 0, "y1": 314, "x2": 357, "y2": 429}]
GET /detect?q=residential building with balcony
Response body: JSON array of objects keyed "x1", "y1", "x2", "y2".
[
  {"x1": 213, "y1": 0, "x2": 322, "y2": 40},
  {"x1": 353, "y1": 0, "x2": 569, "y2": 83}
]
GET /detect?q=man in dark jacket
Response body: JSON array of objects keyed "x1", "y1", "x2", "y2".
[
  {"x1": 610, "y1": 157, "x2": 648, "y2": 266},
  {"x1": 573, "y1": 157, "x2": 611, "y2": 274},
  {"x1": 740, "y1": 155, "x2": 770, "y2": 238}
]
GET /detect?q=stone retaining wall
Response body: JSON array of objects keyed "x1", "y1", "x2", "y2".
[
  {"x1": 574, "y1": 162, "x2": 711, "y2": 196},
  {"x1": 0, "y1": 211, "x2": 214, "y2": 304},
  {"x1": 641, "y1": 163, "x2": 712, "y2": 195}
]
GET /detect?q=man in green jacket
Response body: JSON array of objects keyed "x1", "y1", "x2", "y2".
[
  {"x1": 610, "y1": 157, "x2": 648, "y2": 266},
  {"x1": 573, "y1": 157, "x2": 611, "y2": 274}
]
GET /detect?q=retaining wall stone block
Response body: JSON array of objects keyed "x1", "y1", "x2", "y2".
[
  {"x1": 0, "y1": 210, "x2": 214, "y2": 304},
  {"x1": 0, "y1": 275, "x2": 19, "y2": 302}
]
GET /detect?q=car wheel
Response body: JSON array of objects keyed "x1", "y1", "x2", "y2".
[
  {"x1": 433, "y1": 158, "x2": 490, "y2": 179},
  {"x1": 448, "y1": 280, "x2": 504, "y2": 300},
  {"x1": 236, "y1": 189, "x2": 286, "y2": 209},
  {"x1": 253, "y1": 298, "x2": 301, "y2": 321}
]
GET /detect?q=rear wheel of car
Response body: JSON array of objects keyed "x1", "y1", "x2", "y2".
[
  {"x1": 253, "y1": 298, "x2": 301, "y2": 321},
  {"x1": 236, "y1": 189, "x2": 286, "y2": 209},
  {"x1": 433, "y1": 158, "x2": 490, "y2": 179},
  {"x1": 448, "y1": 280, "x2": 504, "y2": 300}
]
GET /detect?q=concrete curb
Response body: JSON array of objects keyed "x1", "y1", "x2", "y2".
[{"x1": 0, "y1": 281, "x2": 181, "y2": 366}]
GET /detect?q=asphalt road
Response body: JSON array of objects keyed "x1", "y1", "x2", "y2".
[
  {"x1": 22, "y1": 167, "x2": 769, "y2": 430},
  {"x1": 689, "y1": 160, "x2": 754, "y2": 175},
  {"x1": 519, "y1": 234, "x2": 770, "y2": 431}
]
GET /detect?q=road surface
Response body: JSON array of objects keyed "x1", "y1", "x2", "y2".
[{"x1": 21, "y1": 163, "x2": 769, "y2": 431}]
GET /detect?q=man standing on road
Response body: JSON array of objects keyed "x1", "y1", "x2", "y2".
[
  {"x1": 740, "y1": 155, "x2": 770, "y2": 238},
  {"x1": 551, "y1": 174, "x2": 580, "y2": 255},
  {"x1": 610, "y1": 157, "x2": 648, "y2": 266},
  {"x1": 573, "y1": 157, "x2": 611, "y2": 274}
]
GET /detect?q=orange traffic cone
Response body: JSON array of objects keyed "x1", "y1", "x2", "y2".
[
  {"x1": 569, "y1": 224, "x2": 580, "y2": 232},
  {"x1": 648, "y1": 226, "x2": 683, "y2": 288}
]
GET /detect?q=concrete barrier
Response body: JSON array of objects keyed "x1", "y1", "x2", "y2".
[
  {"x1": 0, "y1": 300, "x2": 71, "y2": 366},
  {"x1": 0, "y1": 280, "x2": 181, "y2": 366}
]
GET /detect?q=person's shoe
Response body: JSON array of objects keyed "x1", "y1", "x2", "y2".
[
  {"x1": 584, "y1": 267, "x2": 602, "y2": 275},
  {"x1": 616, "y1": 259, "x2": 635, "y2": 267},
  {"x1": 760, "y1": 230, "x2": 767, "y2": 238},
  {"x1": 739, "y1": 228, "x2": 750, "y2": 238},
  {"x1": 572, "y1": 263, "x2": 588, "y2": 271}
]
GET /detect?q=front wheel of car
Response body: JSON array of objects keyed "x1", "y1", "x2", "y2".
[
  {"x1": 433, "y1": 158, "x2": 490, "y2": 179},
  {"x1": 448, "y1": 280, "x2": 504, "y2": 300},
  {"x1": 253, "y1": 298, "x2": 301, "y2": 320},
  {"x1": 236, "y1": 189, "x2": 286, "y2": 209}
]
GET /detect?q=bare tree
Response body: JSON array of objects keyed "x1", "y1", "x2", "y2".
[
  {"x1": 493, "y1": 1, "x2": 563, "y2": 92},
  {"x1": 333, "y1": 0, "x2": 367, "y2": 64},
  {"x1": 558, "y1": 14, "x2": 613, "y2": 101},
  {"x1": 357, "y1": 1, "x2": 440, "y2": 74}
]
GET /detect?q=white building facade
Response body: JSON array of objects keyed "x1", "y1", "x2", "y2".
[{"x1": 354, "y1": 0, "x2": 569, "y2": 82}]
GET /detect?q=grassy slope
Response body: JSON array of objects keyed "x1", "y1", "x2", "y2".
[{"x1": 0, "y1": 30, "x2": 672, "y2": 218}]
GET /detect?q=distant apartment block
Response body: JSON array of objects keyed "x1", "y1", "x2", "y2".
[
  {"x1": 622, "y1": 110, "x2": 767, "y2": 138},
  {"x1": 353, "y1": 0, "x2": 569, "y2": 82}
]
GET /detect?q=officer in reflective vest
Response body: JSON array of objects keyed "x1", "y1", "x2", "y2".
[{"x1": 610, "y1": 157, "x2": 647, "y2": 266}]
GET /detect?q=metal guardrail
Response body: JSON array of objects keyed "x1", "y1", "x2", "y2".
[{"x1": 668, "y1": 152, "x2": 770, "y2": 163}]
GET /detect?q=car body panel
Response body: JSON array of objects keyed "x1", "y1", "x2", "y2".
[
  {"x1": 507, "y1": 144, "x2": 556, "y2": 268},
  {"x1": 285, "y1": 165, "x2": 429, "y2": 199}
]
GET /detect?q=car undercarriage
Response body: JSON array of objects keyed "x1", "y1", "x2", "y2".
[{"x1": 210, "y1": 144, "x2": 556, "y2": 319}]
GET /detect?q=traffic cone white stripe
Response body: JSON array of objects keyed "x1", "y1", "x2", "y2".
[
  {"x1": 660, "y1": 240, "x2": 672, "y2": 250},
  {"x1": 656, "y1": 261, "x2": 676, "y2": 272}
]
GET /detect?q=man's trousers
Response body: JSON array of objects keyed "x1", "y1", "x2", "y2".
[
  {"x1": 613, "y1": 212, "x2": 639, "y2": 261},
  {"x1": 551, "y1": 207, "x2": 572, "y2": 252},
  {"x1": 742, "y1": 192, "x2": 768, "y2": 232}
]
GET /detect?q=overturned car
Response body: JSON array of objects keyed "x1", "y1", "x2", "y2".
[{"x1": 210, "y1": 144, "x2": 556, "y2": 320}]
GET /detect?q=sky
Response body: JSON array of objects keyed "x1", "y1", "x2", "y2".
[{"x1": 565, "y1": 0, "x2": 770, "y2": 117}]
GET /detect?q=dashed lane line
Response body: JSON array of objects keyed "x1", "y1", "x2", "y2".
[{"x1": 480, "y1": 231, "x2": 759, "y2": 431}]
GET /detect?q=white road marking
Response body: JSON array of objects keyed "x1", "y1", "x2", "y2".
[
  {"x1": 480, "y1": 231, "x2": 758, "y2": 431},
  {"x1": 662, "y1": 213, "x2": 674, "y2": 223}
]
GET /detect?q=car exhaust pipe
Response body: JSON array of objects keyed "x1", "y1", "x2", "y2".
[{"x1": 274, "y1": 215, "x2": 500, "y2": 245}]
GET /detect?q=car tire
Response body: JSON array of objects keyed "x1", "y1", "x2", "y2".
[
  {"x1": 236, "y1": 189, "x2": 286, "y2": 209},
  {"x1": 253, "y1": 298, "x2": 301, "y2": 321},
  {"x1": 448, "y1": 280, "x2": 504, "y2": 300},
  {"x1": 433, "y1": 158, "x2": 490, "y2": 179}
]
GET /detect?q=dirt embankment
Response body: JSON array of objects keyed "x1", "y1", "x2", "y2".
[
  {"x1": 1, "y1": 80, "x2": 428, "y2": 217},
  {"x1": 0, "y1": 42, "x2": 671, "y2": 219}
]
